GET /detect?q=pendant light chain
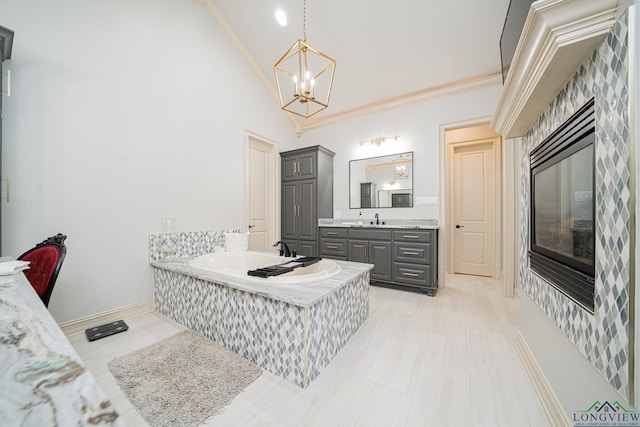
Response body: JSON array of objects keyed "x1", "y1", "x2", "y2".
[{"x1": 303, "y1": 0, "x2": 307, "y2": 42}]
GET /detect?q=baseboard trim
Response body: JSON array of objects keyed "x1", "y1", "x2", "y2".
[
  {"x1": 515, "y1": 331, "x2": 572, "y2": 427},
  {"x1": 59, "y1": 300, "x2": 155, "y2": 337}
]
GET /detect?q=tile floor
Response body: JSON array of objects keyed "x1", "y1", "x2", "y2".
[{"x1": 69, "y1": 274, "x2": 550, "y2": 426}]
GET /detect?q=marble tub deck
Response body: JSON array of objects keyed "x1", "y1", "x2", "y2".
[{"x1": 151, "y1": 257, "x2": 372, "y2": 388}]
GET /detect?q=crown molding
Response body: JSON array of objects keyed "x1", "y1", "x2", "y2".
[
  {"x1": 196, "y1": 0, "x2": 300, "y2": 130},
  {"x1": 491, "y1": 0, "x2": 619, "y2": 138},
  {"x1": 298, "y1": 72, "x2": 502, "y2": 132}
]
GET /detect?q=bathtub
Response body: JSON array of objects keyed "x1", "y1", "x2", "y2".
[
  {"x1": 153, "y1": 249, "x2": 371, "y2": 388},
  {"x1": 188, "y1": 251, "x2": 341, "y2": 284}
]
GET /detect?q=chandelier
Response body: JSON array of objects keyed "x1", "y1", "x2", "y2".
[
  {"x1": 273, "y1": 0, "x2": 336, "y2": 118},
  {"x1": 393, "y1": 154, "x2": 411, "y2": 179}
]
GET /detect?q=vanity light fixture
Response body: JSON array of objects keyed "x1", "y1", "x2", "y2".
[
  {"x1": 393, "y1": 153, "x2": 411, "y2": 179},
  {"x1": 273, "y1": 0, "x2": 336, "y2": 118},
  {"x1": 358, "y1": 135, "x2": 399, "y2": 146}
]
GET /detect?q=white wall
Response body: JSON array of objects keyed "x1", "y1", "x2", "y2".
[
  {"x1": 285, "y1": 80, "x2": 503, "y2": 222},
  {"x1": 0, "y1": 0, "x2": 294, "y2": 322}
]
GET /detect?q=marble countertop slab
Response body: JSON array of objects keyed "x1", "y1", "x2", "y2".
[
  {"x1": 0, "y1": 259, "x2": 124, "y2": 426},
  {"x1": 318, "y1": 218, "x2": 439, "y2": 229},
  {"x1": 150, "y1": 257, "x2": 373, "y2": 308}
]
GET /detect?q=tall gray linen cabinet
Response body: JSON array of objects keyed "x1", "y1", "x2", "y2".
[{"x1": 280, "y1": 145, "x2": 334, "y2": 256}]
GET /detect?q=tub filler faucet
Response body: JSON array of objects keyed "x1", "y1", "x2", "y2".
[{"x1": 273, "y1": 241, "x2": 292, "y2": 257}]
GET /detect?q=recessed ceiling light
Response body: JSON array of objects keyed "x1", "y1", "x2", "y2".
[{"x1": 275, "y1": 9, "x2": 288, "y2": 27}]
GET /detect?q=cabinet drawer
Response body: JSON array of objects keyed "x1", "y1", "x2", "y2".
[
  {"x1": 392, "y1": 230, "x2": 432, "y2": 243},
  {"x1": 393, "y1": 263, "x2": 432, "y2": 287},
  {"x1": 393, "y1": 243, "x2": 430, "y2": 264},
  {"x1": 320, "y1": 228, "x2": 348, "y2": 238},
  {"x1": 349, "y1": 229, "x2": 392, "y2": 240},
  {"x1": 320, "y1": 239, "x2": 348, "y2": 257}
]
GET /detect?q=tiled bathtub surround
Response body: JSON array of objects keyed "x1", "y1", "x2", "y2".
[
  {"x1": 148, "y1": 229, "x2": 240, "y2": 262},
  {"x1": 152, "y1": 261, "x2": 371, "y2": 388},
  {"x1": 519, "y1": 14, "x2": 631, "y2": 398}
]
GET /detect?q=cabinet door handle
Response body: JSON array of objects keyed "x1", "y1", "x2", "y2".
[
  {"x1": 327, "y1": 232, "x2": 339, "y2": 235},
  {"x1": 327, "y1": 245, "x2": 338, "y2": 249},
  {"x1": 403, "y1": 235, "x2": 419, "y2": 239},
  {"x1": 403, "y1": 272, "x2": 419, "y2": 277},
  {"x1": 403, "y1": 251, "x2": 420, "y2": 255}
]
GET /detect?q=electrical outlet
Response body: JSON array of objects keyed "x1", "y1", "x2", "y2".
[{"x1": 416, "y1": 196, "x2": 437, "y2": 205}]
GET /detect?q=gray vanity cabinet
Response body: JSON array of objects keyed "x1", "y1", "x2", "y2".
[
  {"x1": 391, "y1": 230, "x2": 436, "y2": 291},
  {"x1": 319, "y1": 227, "x2": 348, "y2": 260},
  {"x1": 320, "y1": 226, "x2": 438, "y2": 295},
  {"x1": 348, "y1": 229, "x2": 392, "y2": 282},
  {"x1": 280, "y1": 146, "x2": 334, "y2": 257}
]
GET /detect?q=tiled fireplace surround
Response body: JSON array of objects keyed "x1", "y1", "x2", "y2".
[{"x1": 519, "y1": 13, "x2": 632, "y2": 399}]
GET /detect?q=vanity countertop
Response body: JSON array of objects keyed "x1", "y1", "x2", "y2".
[
  {"x1": 318, "y1": 218, "x2": 439, "y2": 229},
  {"x1": 0, "y1": 260, "x2": 123, "y2": 426}
]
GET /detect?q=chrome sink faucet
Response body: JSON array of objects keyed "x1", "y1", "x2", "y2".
[
  {"x1": 273, "y1": 241, "x2": 292, "y2": 257},
  {"x1": 375, "y1": 213, "x2": 380, "y2": 225}
]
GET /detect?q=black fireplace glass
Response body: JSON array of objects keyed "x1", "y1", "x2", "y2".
[{"x1": 533, "y1": 144, "x2": 593, "y2": 267}]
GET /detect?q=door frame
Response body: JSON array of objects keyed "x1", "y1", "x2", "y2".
[
  {"x1": 439, "y1": 118, "x2": 503, "y2": 286},
  {"x1": 245, "y1": 131, "x2": 278, "y2": 252}
]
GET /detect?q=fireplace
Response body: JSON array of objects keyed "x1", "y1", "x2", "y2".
[{"x1": 529, "y1": 98, "x2": 595, "y2": 313}]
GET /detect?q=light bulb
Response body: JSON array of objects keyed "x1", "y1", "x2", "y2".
[{"x1": 275, "y1": 9, "x2": 288, "y2": 27}]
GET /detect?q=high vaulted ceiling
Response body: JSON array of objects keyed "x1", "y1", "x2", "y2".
[{"x1": 208, "y1": 0, "x2": 512, "y2": 127}]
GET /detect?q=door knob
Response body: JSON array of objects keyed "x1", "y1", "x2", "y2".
[
  {"x1": 248, "y1": 224, "x2": 256, "y2": 229},
  {"x1": 455, "y1": 224, "x2": 464, "y2": 229}
]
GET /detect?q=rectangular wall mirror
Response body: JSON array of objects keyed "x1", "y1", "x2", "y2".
[{"x1": 349, "y1": 152, "x2": 414, "y2": 209}]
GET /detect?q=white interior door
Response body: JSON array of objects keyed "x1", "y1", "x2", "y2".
[
  {"x1": 453, "y1": 140, "x2": 497, "y2": 276},
  {"x1": 246, "y1": 135, "x2": 276, "y2": 252}
]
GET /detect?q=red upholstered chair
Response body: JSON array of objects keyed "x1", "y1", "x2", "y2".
[{"x1": 17, "y1": 233, "x2": 67, "y2": 307}]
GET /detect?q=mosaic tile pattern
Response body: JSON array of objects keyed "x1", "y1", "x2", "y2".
[
  {"x1": 148, "y1": 229, "x2": 240, "y2": 262},
  {"x1": 306, "y1": 273, "x2": 370, "y2": 382},
  {"x1": 153, "y1": 267, "x2": 370, "y2": 388},
  {"x1": 518, "y1": 14, "x2": 631, "y2": 398}
]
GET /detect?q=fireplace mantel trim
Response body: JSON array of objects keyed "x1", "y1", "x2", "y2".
[{"x1": 491, "y1": 0, "x2": 618, "y2": 138}]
